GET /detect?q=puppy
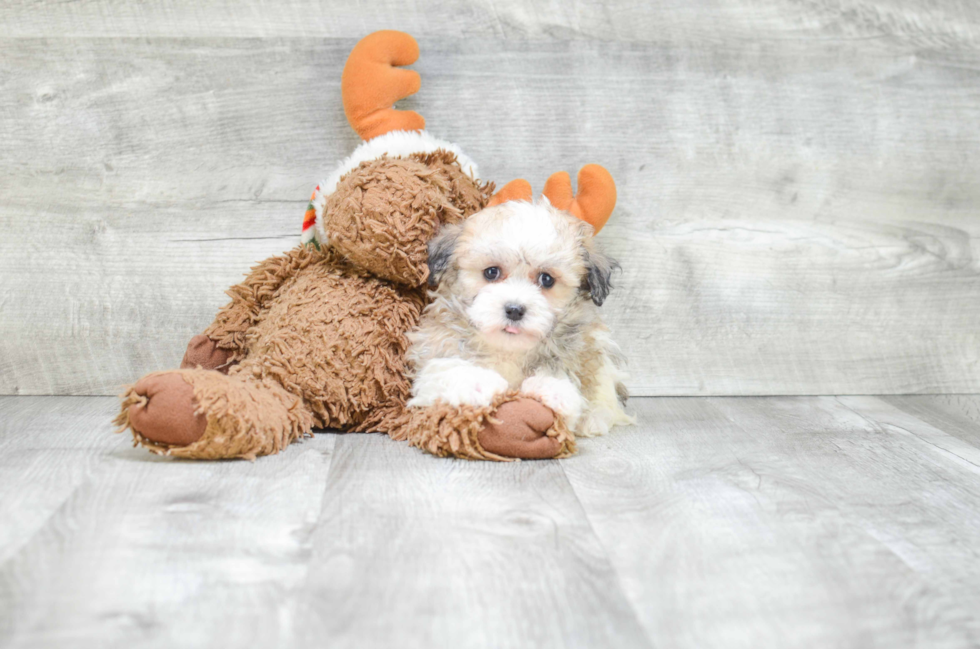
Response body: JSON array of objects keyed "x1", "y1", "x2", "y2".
[{"x1": 406, "y1": 198, "x2": 632, "y2": 437}]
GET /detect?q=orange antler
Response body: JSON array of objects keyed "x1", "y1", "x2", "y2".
[
  {"x1": 342, "y1": 31, "x2": 426, "y2": 141},
  {"x1": 487, "y1": 179, "x2": 533, "y2": 207},
  {"x1": 542, "y1": 164, "x2": 617, "y2": 234}
]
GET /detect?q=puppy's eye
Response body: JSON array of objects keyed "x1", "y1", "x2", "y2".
[
  {"x1": 539, "y1": 272, "x2": 555, "y2": 288},
  {"x1": 483, "y1": 267, "x2": 501, "y2": 281}
]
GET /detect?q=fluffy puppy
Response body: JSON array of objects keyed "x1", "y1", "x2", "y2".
[{"x1": 406, "y1": 199, "x2": 633, "y2": 437}]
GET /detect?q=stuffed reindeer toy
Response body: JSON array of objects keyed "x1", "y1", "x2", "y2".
[{"x1": 115, "y1": 30, "x2": 623, "y2": 461}]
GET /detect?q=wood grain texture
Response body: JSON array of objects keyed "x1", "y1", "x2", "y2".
[
  {"x1": 0, "y1": 396, "x2": 338, "y2": 648},
  {"x1": 563, "y1": 396, "x2": 980, "y2": 648},
  {"x1": 0, "y1": 396, "x2": 650, "y2": 648},
  {"x1": 291, "y1": 432, "x2": 651, "y2": 649},
  {"x1": 2, "y1": 5, "x2": 980, "y2": 395},
  {"x1": 879, "y1": 394, "x2": 980, "y2": 451},
  {"x1": 4, "y1": 394, "x2": 980, "y2": 647},
  {"x1": 2, "y1": 0, "x2": 979, "y2": 42},
  {"x1": 0, "y1": 397, "x2": 121, "y2": 566}
]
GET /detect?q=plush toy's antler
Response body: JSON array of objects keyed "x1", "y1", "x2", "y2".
[
  {"x1": 542, "y1": 164, "x2": 617, "y2": 234},
  {"x1": 342, "y1": 30, "x2": 426, "y2": 141},
  {"x1": 487, "y1": 179, "x2": 533, "y2": 207}
]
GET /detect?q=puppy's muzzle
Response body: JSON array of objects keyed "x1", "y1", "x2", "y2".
[{"x1": 504, "y1": 303, "x2": 526, "y2": 322}]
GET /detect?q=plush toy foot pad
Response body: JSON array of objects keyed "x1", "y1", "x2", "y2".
[
  {"x1": 478, "y1": 398, "x2": 563, "y2": 459},
  {"x1": 181, "y1": 334, "x2": 235, "y2": 373},
  {"x1": 128, "y1": 373, "x2": 206, "y2": 447}
]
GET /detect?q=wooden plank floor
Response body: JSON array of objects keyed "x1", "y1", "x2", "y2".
[{"x1": 2, "y1": 396, "x2": 979, "y2": 648}]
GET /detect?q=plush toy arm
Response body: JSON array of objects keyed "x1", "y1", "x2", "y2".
[
  {"x1": 386, "y1": 392, "x2": 576, "y2": 461},
  {"x1": 202, "y1": 245, "x2": 326, "y2": 361}
]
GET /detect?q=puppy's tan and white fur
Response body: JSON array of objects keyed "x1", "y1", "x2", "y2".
[{"x1": 406, "y1": 199, "x2": 632, "y2": 437}]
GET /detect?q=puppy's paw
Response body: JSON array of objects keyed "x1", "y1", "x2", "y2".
[
  {"x1": 409, "y1": 358, "x2": 510, "y2": 408},
  {"x1": 520, "y1": 375, "x2": 583, "y2": 427}
]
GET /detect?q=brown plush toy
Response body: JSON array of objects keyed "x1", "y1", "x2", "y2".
[{"x1": 115, "y1": 31, "x2": 578, "y2": 461}]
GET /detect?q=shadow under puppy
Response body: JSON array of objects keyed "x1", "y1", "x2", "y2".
[{"x1": 407, "y1": 168, "x2": 634, "y2": 440}]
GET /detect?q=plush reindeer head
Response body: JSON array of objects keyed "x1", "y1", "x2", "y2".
[{"x1": 304, "y1": 31, "x2": 492, "y2": 286}]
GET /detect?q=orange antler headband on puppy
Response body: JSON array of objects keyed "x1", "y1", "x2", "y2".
[
  {"x1": 487, "y1": 179, "x2": 533, "y2": 206},
  {"x1": 543, "y1": 165, "x2": 617, "y2": 234},
  {"x1": 488, "y1": 165, "x2": 617, "y2": 234}
]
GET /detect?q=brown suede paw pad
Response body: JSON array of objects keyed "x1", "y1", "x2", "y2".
[
  {"x1": 477, "y1": 398, "x2": 563, "y2": 460},
  {"x1": 127, "y1": 373, "x2": 206, "y2": 447},
  {"x1": 181, "y1": 334, "x2": 236, "y2": 373}
]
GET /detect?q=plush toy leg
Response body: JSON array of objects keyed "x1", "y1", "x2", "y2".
[
  {"x1": 115, "y1": 369, "x2": 314, "y2": 460},
  {"x1": 390, "y1": 392, "x2": 576, "y2": 461}
]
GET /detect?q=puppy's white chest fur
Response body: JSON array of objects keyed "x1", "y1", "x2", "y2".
[
  {"x1": 407, "y1": 354, "x2": 585, "y2": 429},
  {"x1": 484, "y1": 355, "x2": 525, "y2": 389}
]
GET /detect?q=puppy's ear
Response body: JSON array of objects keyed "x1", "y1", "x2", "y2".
[
  {"x1": 427, "y1": 223, "x2": 461, "y2": 288},
  {"x1": 581, "y1": 241, "x2": 619, "y2": 306}
]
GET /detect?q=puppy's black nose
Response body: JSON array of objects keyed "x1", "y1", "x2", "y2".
[{"x1": 504, "y1": 304, "x2": 526, "y2": 321}]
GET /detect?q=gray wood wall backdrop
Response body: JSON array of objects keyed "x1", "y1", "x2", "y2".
[{"x1": 1, "y1": 1, "x2": 979, "y2": 397}]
